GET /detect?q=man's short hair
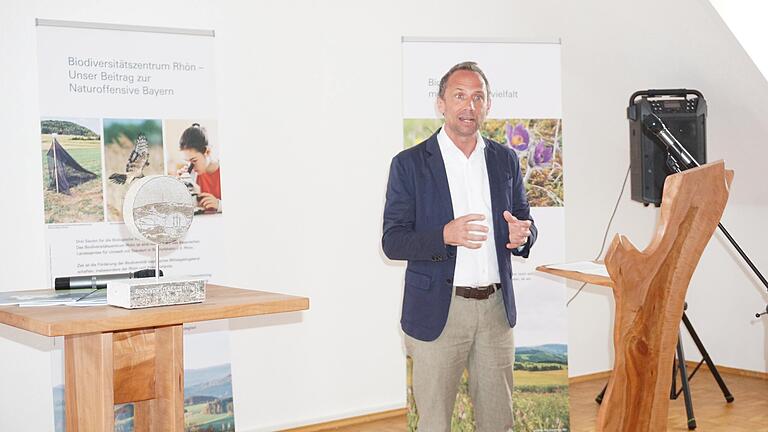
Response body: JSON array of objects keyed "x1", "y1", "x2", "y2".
[{"x1": 438, "y1": 61, "x2": 491, "y2": 100}]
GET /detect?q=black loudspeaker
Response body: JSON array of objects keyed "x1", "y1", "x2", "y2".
[{"x1": 627, "y1": 89, "x2": 707, "y2": 206}]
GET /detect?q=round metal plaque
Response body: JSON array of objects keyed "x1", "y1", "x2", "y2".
[{"x1": 123, "y1": 175, "x2": 196, "y2": 244}]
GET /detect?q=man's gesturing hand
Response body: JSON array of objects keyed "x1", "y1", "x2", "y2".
[
  {"x1": 443, "y1": 214, "x2": 489, "y2": 249},
  {"x1": 504, "y1": 210, "x2": 531, "y2": 250}
]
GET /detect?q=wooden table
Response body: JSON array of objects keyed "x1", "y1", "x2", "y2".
[
  {"x1": 0, "y1": 284, "x2": 309, "y2": 431},
  {"x1": 536, "y1": 263, "x2": 613, "y2": 288}
]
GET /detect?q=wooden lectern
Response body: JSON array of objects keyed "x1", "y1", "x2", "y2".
[
  {"x1": 0, "y1": 284, "x2": 309, "y2": 431},
  {"x1": 539, "y1": 161, "x2": 732, "y2": 432}
]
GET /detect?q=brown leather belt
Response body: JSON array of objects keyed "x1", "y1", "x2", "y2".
[{"x1": 455, "y1": 284, "x2": 499, "y2": 300}]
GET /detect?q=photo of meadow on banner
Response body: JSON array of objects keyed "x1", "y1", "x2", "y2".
[
  {"x1": 403, "y1": 118, "x2": 564, "y2": 207},
  {"x1": 407, "y1": 343, "x2": 568, "y2": 432}
]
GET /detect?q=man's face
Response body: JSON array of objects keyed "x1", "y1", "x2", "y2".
[{"x1": 437, "y1": 70, "x2": 491, "y2": 140}]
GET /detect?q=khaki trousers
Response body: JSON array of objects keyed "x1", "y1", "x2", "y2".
[{"x1": 405, "y1": 289, "x2": 515, "y2": 432}]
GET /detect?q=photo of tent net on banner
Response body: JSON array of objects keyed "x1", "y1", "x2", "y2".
[
  {"x1": 46, "y1": 134, "x2": 97, "y2": 194},
  {"x1": 40, "y1": 118, "x2": 105, "y2": 224}
]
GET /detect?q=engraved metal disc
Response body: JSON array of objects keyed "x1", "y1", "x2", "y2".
[{"x1": 123, "y1": 175, "x2": 195, "y2": 244}]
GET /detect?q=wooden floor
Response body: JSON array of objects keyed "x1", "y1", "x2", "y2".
[
  {"x1": 570, "y1": 370, "x2": 768, "y2": 431},
  {"x1": 313, "y1": 370, "x2": 768, "y2": 431}
]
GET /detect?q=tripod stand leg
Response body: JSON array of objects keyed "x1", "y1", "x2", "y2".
[
  {"x1": 676, "y1": 334, "x2": 697, "y2": 430},
  {"x1": 671, "y1": 356, "x2": 678, "y2": 399},
  {"x1": 595, "y1": 381, "x2": 607, "y2": 404},
  {"x1": 681, "y1": 312, "x2": 735, "y2": 403}
]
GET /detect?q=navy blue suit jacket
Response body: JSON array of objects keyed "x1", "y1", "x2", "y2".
[{"x1": 382, "y1": 129, "x2": 537, "y2": 341}]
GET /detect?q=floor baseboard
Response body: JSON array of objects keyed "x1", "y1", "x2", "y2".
[
  {"x1": 569, "y1": 363, "x2": 768, "y2": 384},
  {"x1": 683, "y1": 360, "x2": 768, "y2": 380},
  {"x1": 569, "y1": 369, "x2": 612, "y2": 384},
  {"x1": 281, "y1": 408, "x2": 407, "y2": 432}
]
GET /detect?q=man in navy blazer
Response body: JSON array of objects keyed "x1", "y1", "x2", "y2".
[{"x1": 382, "y1": 62, "x2": 537, "y2": 431}]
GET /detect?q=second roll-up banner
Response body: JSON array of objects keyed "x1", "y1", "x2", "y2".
[
  {"x1": 36, "y1": 20, "x2": 236, "y2": 432},
  {"x1": 402, "y1": 38, "x2": 568, "y2": 431}
]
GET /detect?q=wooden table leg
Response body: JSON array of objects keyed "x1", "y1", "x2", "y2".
[
  {"x1": 152, "y1": 324, "x2": 185, "y2": 431},
  {"x1": 118, "y1": 325, "x2": 185, "y2": 432},
  {"x1": 65, "y1": 332, "x2": 115, "y2": 432},
  {"x1": 65, "y1": 325, "x2": 184, "y2": 431},
  {"x1": 133, "y1": 400, "x2": 152, "y2": 431}
]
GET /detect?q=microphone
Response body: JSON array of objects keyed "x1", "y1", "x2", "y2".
[
  {"x1": 642, "y1": 113, "x2": 700, "y2": 170},
  {"x1": 55, "y1": 268, "x2": 163, "y2": 290}
]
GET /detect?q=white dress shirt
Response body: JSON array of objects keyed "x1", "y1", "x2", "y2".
[{"x1": 437, "y1": 127, "x2": 500, "y2": 287}]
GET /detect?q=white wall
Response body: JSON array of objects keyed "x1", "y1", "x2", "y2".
[{"x1": 1, "y1": 0, "x2": 766, "y2": 431}]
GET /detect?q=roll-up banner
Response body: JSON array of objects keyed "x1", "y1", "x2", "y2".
[{"x1": 36, "y1": 20, "x2": 235, "y2": 432}]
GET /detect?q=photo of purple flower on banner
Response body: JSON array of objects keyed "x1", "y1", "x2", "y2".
[
  {"x1": 403, "y1": 118, "x2": 564, "y2": 208},
  {"x1": 492, "y1": 119, "x2": 562, "y2": 207}
]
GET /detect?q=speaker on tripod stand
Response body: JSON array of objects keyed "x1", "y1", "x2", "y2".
[{"x1": 627, "y1": 89, "x2": 707, "y2": 206}]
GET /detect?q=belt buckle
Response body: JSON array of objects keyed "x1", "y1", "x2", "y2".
[
  {"x1": 456, "y1": 286, "x2": 471, "y2": 299},
  {"x1": 479, "y1": 284, "x2": 496, "y2": 299}
]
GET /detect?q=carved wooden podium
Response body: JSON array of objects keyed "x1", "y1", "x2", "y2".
[
  {"x1": 539, "y1": 161, "x2": 732, "y2": 431},
  {"x1": 0, "y1": 284, "x2": 309, "y2": 431}
]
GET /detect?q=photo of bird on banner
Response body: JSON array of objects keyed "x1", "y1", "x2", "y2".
[
  {"x1": 108, "y1": 133, "x2": 150, "y2": 185},
  {"x1": 103, "y1": 119, "x2": 164, "y2": 221}
]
